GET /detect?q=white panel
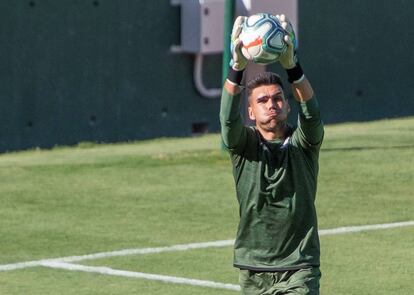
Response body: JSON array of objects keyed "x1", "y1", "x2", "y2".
[{"x1": 200, "y1": 0, "x2": 225, "y2": 53}]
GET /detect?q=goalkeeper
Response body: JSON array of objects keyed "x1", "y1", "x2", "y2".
[{"x1": 220, "y1": 15, "x2": 324, "y2": 295}]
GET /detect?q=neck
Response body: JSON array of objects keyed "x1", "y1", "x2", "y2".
[{"x1": 257, "y1": 122, "x2": 288, "y2": 141}]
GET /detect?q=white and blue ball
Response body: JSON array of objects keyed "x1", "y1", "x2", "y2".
[{"x1": 239, "y1": 13, "x2": 289, "y2": 65}]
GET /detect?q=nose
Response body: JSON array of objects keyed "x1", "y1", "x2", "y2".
[{"x1": 267, "y1": 98, "x2": 277, "y2": 110}]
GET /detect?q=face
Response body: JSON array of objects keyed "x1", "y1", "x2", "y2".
[{"x1": 248, "y1": 84, "x2": 290, "y2": 132}]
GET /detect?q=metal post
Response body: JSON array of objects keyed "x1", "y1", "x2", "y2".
[{"x1": 221, "y1": 0, "x2": 235, "y2": 83}]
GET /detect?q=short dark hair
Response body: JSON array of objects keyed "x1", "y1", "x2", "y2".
[{"x1": 246, "y1": 72, "x2": 284, "y2": 98}]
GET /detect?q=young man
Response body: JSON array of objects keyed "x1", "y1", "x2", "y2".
[{"x1": 220, "y1": 15, "x2": 324, "y2": 294}]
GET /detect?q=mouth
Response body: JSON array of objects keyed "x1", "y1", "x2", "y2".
[{"x1": 267, "y1": 111, "x2": 280, "y2": 117}]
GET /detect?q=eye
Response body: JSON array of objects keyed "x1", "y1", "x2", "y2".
[{"x1": 273, "y1": 96, "x2": 284, "y2": 103}]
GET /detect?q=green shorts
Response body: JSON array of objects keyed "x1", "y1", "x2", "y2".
[{"x1": 239, "y1": 267, "x2": 321, "y2": 295}]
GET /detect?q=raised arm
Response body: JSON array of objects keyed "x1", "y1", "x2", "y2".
[
  {"x1": 277, "y1": 14, "x2": 314, "y2": 102},
  {"x1": 220, "y1": 16, "x2": 248, "y2": 151},
  {"x1": 278, "y1": 14, "x2": 324, "y2": 147}
]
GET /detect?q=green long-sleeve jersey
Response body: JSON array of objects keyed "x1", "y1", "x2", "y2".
[{"x1": 220, "y1": 87, "x2": 324, "y2": 271}]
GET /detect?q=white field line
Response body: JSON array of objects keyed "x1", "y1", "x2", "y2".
[
  {"x1": 1, "y1": 220, "x2": 414, "y2": 272},
  {"x1": 319, "y1": 221, "x2": 414, "y2": 236},
  {"x1": 59, "y1": 239, "x2": 234, "y2": 263},
  {"x1": 41, "y1": 261, "x2": 241, "y2": 291},
  {"x1": 0, "y1": 240, "x2": 234, "y2": 272}
]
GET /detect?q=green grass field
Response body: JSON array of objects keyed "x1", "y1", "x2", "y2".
[{"x1": 0, "y1": 117, "x2": 413, "y2": 294}]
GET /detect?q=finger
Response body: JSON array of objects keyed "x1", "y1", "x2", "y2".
[
  {"x1": 279, "y1": 14, "x2": 293, "y2": 31},
  {"x1": 232, "y1": 38, "x2": 242, "y2": 54},
  {"x1": 234, "y1": 15, "x2": 246, "y2": 27},
  {"x1": 234, "y1": 38, "x2": 242, "y2": 48},
  {"x1": 281, "y1": 21, "x2": 294, "y2": 39},
  {"x1": 233, "y1": 45, "x2": 242, "y2": 62},
  {"x1": 233, "y1": 16, "x2": 246, "y2": 30},
  {"x1": 284, "y1": 35, "x2": 293, "y2": 48},
  {"x1": 232, "y1": 16, "x2": 246, "y2": 39}
]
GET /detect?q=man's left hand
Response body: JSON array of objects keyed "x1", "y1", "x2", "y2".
[{"x1": 277, "y1": 14, "x2": 298, "y2": 70}]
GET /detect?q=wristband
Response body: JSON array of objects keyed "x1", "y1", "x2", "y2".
[
  {"x1": 286, "y1": 63, "x2": 304, "y2": 83},
  {"x1": 227, "y1": 67, "x2": 244, "y2": 85}
]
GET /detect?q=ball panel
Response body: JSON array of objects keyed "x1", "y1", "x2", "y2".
[
  {"x1": 245, "y1": 13, "x2": 266, "y2": 26},
  {"x1": 248, "y1": 44, "x2": 262, "y2": 57},
  {"x1": 267, "y1": 31, "x2": 285, "y2": 50}
]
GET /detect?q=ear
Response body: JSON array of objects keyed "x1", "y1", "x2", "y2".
[{"x1": 248, "y1": 105, "x2": 256, "y2": 121}]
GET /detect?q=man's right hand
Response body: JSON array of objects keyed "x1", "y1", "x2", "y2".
[{"x1": 230, "y1": 16, "x2": 248, "y2": 72}]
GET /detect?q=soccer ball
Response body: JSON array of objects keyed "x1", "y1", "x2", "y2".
[{"x1": 239, "y1": 13, "x2": 289, "y2": 65}]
